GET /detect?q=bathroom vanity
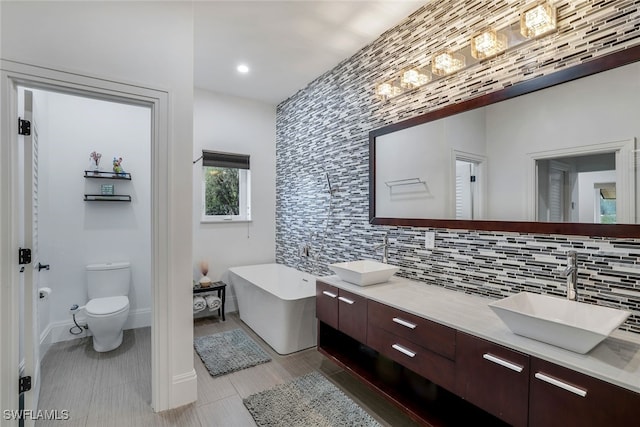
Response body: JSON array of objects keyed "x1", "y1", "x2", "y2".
[{"x1": 316, "y1": 277, "x2": 640, "y2": 426}]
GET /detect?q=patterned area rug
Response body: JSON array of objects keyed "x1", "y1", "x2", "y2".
[
  {"x1": 243, "y1": 371, "x2": 381, "y2": 427},
  {"x1": 194, "y1": 328, "x2": 271, "y2": 377}
]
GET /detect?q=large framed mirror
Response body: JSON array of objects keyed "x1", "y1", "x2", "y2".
[{"x1": 369, "y1": 45, "x2": 640, "y2": 238}]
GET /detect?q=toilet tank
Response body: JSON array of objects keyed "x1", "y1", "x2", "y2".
[{"x1": 86, "y1": 262, "x2": 131, "y2": 299}]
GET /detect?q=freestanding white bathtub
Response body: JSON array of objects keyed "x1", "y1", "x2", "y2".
[{"x1": 228, "y1": 263, "x2": 317, "y2": 355}]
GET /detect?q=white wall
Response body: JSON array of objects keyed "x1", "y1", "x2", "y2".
[
  {"x1": 1, "y1": 1, "x2": 195, "y2": 410},
  {"x1": 376, "y1": 108, "x2": 486, "y2": 219},
  {"x1": 193, "y1": 89, "x2": 276, "y2": 311},
  {"x1": 34, "y1": 90, "x2": 151, "y2": 342}
]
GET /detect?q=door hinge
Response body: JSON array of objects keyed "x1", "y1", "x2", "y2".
[
  {"x1": 18, "y1": 118, "x2": 31, "y2": 136},
  {"x1": 19, "y1": 376, "x2": 32, "y2": 394},
  {"x1": 18, "y1": 248, "x2": 32, "y2": 265},
  {"x1": 470, "y1": 175, "x2": 476, "y2": 182}
]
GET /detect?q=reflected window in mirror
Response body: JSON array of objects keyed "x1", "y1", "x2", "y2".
[{"x1": 596, "y1": 183, "x2": 617, "y2": 224}]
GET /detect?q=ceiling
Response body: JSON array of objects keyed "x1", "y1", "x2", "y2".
[{"x1": 194, "y1": 1, "x2": 425, "y2": 105}]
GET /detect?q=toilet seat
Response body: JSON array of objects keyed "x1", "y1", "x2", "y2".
[{"x1": 86, "y1": 296, "x2": 129, "y2": 317}]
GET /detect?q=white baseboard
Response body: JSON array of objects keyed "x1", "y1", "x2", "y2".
[
  {"x1": 124, "y1": 307, "x2": 152, "y2": 330},
  {"x1": 170, "y1": 369, "x2": 198, "y2": 408},
  {"x1": 39, "y1": 322, "x2": 53, "y2": 360},
  {"x1": 46, "y1": 307, "x2": 152, "y2": 344}
]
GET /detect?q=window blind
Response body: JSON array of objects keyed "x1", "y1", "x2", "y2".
[{"x1": 202, "y1": 150, "x2": 250, "y2": 170}]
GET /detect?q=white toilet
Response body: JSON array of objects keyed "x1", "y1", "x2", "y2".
[{"x1": 85, "y1": 262, "x2": 131, "y2": 352}]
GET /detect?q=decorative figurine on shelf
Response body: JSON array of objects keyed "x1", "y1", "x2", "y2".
[
  {"x1": 89, "y1": 151, "x2": 102, "y2": 174},
  {"x1": 198, "y1": 260, "x2": 212, "y2": 288},
  {"x1": 112, "y1": 156, "x2": 125, "y2": 175}
]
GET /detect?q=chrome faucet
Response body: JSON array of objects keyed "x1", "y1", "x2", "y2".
[
  {"x1": 562, "y1": 250, "x2": 578, "y2": 301},
  {"x1": 374, "y1": 233, "x2": 389, "y2": 264}
]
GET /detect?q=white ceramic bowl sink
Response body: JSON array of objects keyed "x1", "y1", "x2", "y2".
[
  {"x1": 328, "y1": 260, "x2": 399, "y2": 286},
  {"x1": 489, "y1": 292, "x2": 631, "y2": 354}
]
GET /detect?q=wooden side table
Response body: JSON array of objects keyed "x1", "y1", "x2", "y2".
[{"x1": 193, "y1": 281, "x2": 226, "y2": 321}]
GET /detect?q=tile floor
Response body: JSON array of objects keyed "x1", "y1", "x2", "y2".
[{"x1": 36, "y1": 314, "x2": 419, "y2": 426}]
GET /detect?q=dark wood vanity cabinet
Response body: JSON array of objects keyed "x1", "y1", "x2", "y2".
[
  {"x1": 315, "y1": 282, "x2": 367, "y2": 343},
  {"x1": 337, "y1": 289, "x2": 368, "y2": 343},
  {"x1": 368, "y1": 300, "x2": 456, "y2": 359},
  {"x1": 529, "y1": 357, "x2": 640, "y2": 427},
  {"x1": 316, "y1": 281, "x2": 339, "y2": 329},
  {"x1": 316, "y1": 282, "x2": 640, "y2": 426},
  {"x1": 367, "y1": 300, "x2": 457, "y2": 391},
  {"x1": 456, "y1": 332, "x2": 530, "y2": 427}
]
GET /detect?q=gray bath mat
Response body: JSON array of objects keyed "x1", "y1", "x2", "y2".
[
  {"x1": 243, "y1": 371, "x2": 381, "y2": 427},
  {"x1": 194, "y1": 328, "x2": 271, "y2": 377}
]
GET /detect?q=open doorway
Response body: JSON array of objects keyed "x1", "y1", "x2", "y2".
[
  {"x1": 1, "y1": 61, "x2": 179, "y2": 425},
  {"x1": 16, "y1": 86, "x2": 152, "y2": 423},
  {"x1": 530, "y1": 139, "x2": 636, "y2": 224},
  {"x1": 535, "y1": 152, "x2": 623, "y2": 223},
  {"x1": 453, "y1": 151, "x2": 486, "y2": 220},
  {"x1": 18, "y1": 86, "x2": 152, "y2": 418}
]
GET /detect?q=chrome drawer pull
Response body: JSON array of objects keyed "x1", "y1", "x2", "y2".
[
  {"x1": 338, "y1": 296, "x2": 355, "y2": 305},
  {"x1": 392, "y1": 343, "x2": 416, "y2": 358},
  {"x1": 535, "y1": 372, "x2": 587, "y2": 397},
  {"x1": 392, "y1": 317, "x2": 417, "y2": 329},
  {"x1": 322, "y1": 291, "x2": 337, "y2": 298},
  {"x1": 482, "y1": 353, "x2": 524, "y2": 373}
]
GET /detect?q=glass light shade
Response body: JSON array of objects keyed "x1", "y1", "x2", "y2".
[
  {"x1": 520, "y1": 1, "x2": 557, "y2": 38},
  {"x1": 431, "y1": 51, "x2": 466, "y2": 76},
  {"x1": 400, "y1": 68, "x2": 431, "y2": 89},
  {"x1": 471, "y1": 29, "x2": 508, "y2": 60},
  {"x1": 376, "y1": 80, "x2": 403, "y2": 100}
]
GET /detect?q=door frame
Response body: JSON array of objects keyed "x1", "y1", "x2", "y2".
[
  {"x1": 527, "y1": 139, "x2": 636, "y2": 223},
  {"x1": 1, "y1": 60, "x2": 173, "y2": 419},
  {"x1": 451, "y1": 149, "x2": 487, "y2": 220}
]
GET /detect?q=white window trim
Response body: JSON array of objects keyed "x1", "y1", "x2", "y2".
[{"x1": 200, "y1": 167, "x2": 252, "y2": 223}]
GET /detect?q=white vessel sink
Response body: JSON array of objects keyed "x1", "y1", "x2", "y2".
[
  {"x1": 489, "y1": 292, "x2": 631, "y2": 354},
  {"x1": 329, "y1": 260, "x2": 399, "y2": 286}
]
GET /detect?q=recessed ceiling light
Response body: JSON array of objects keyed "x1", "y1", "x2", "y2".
[{"x1": 237, "y1": 64, "x2": 250, "y2": 74}]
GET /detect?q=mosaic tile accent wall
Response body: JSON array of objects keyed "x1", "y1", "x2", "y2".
[{"x1": 276, "y1": 0, "x2": 640, "y2": 333}]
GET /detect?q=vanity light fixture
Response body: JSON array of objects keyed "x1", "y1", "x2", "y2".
[
  {"x1": 471, "y1": 28, "x2": 508, "y2": 60},
  {"x1": 375, "y1": 0, "x2": 558, "y2": 101},
  {"x1": 520, "y1": 0, "x2": 557, "y2": 39},
  {"x1": 431, "y1": 50, "x2": 466, "y2": 76},
  {"x1": 400, "y1": 67, "x2": 431, "y2": 89},
  {"x1": 376, "y1": 79, "x2": 404, "y2": 100}
]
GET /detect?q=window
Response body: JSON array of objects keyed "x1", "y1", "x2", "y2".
[
  {"x1": 201, "y1": 150, "x2": 251, "y2": 222},
  {"x1": 595, "y1": 183, "x2": 616, "y2": 224}
]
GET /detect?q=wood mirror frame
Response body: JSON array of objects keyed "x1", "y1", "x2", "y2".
[{"x1": 369, "y1": 45, "x2": 640, "y2": 238}]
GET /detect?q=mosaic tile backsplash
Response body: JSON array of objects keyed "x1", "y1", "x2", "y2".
[{"x1": 275, "y1": 0, "x2": 640, "y2": 333}]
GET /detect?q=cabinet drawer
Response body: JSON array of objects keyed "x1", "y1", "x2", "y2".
[
  {"x1": 316, "y1": 281, "x2": 338, "y2": 329},
  {"x1": 337, "y1": 289, "x2": 367, "y2": 343},
  {"x1": 368, "y1": 300, "x2": 456, "y2": 360},
  {"x1": 367, "y1": 325, "x2": 456, "y2": 392},
  {"x1": 529, "y1": 357, "x2": 640, "y2": 427},
  {"x1": 456, "y1": 332, "x2": 529, "y2": 427}
]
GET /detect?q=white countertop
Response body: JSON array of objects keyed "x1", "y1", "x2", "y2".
[{"x1": 319, "y1": 275, "x2": 640, "y2": 394}]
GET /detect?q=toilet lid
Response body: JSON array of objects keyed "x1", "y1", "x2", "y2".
[{"x1": 86, "y1": 296, "x2": 129, "y2": 316}]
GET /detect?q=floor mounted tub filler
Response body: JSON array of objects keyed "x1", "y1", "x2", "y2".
[{"x1": 228, "y1": 263, "x2": 317, "y2": 354}]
